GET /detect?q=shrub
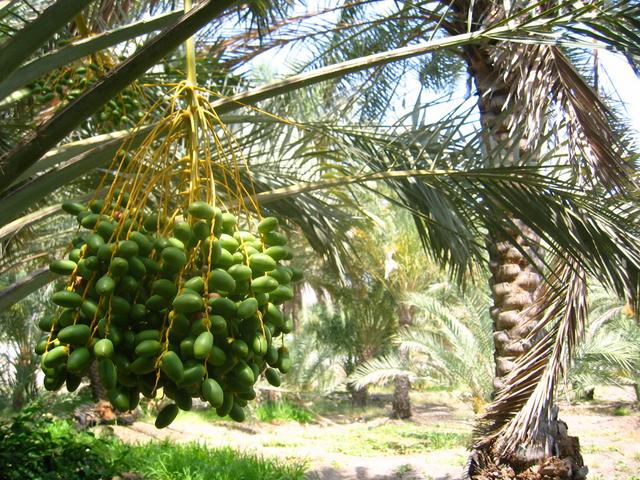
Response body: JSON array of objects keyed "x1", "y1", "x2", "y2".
[
  {"x1": 0, "y1": 406, "x2": 121, "y2": 480},
  {"x1": 0, "y1": 403, "x2": 307, "y2": 480}
]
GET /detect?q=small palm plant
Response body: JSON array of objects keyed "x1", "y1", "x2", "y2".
[
  {"x1": 285, "y1": 280, "x2": 398, "y2": 406},
  {"x1": 569, "y1": 286, "x2": 640, "y2": 401},
  {"x1": 351, "y1": 282, "x2": 494, "y2": 413}
]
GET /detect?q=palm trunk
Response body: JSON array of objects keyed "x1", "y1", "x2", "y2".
[
  {"x1": 348, "y1": 382, "x2": 368, "y2": 407},
  {"x1": 282, "y1": 282, "x2": 303, "y2": 334},
  {"x1": 11, "y1": 340, "x2": 36, "y2": 410},
  {"x1": 464, "y1": 43, "x2": 587, "y2": 479},
  {"x1": 487, "y1": 220, "x2": 541, "y2": 394},
  {"x1": 391, "y1": 304, "x2": 412, "y2": 419},
  {"x1": 88, "y1": 360, "x2": 108, "y2": 401},
  {"x1": 391, "y1": 374, "x2": 411, "y2": 418}
]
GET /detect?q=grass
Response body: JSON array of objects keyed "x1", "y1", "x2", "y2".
[
  {"x1": 1, "y1": 404, "x2": 307, "y2": 480},
  {"x1": 142, "y1": 400, "x2": 314, "y2": 426},
  {"x1": 583, "y1": 444, "x2": 621, "y2": 454},
  {"x1": 308, "y1": 397, "x2": 388, "y2": 420},
  {"x1": 254, "y1": 401, "x2": 314, "y2": 424},
  {"x1": 333, "y1": 423, "x2": 471, "y2": 456},
  {"x1": 394, "y1": 463, "x2": 419, "y2": 479},
  {"x1": 613, "y1": 405, "x2": 631, "y2": 416},
  {"x1": 173, "y1": 409, "x2": 227, "y2": 425},
  {"x1": 119, "y1": 441, "x2": 307, "y2": 480},
  {"x1": 262, "y1": 438, "x2": 304, "y2": 448}
]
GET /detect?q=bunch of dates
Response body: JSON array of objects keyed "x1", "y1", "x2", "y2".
[{"x1": 38, "y1": 197, "x2": 301, "y2": 428}]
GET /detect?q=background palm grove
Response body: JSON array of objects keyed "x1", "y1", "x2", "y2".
[{"x1": 0, "y1": 1, "x2": 639, "y2": 479}]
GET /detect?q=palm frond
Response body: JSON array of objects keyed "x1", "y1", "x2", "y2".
[
  {"x1": 571, "y1": 300, "x2": 640, "y2": 391},
  {"x1": 574, "y1": 332, "x2": 638, "y2": 380},
  {"x1": 350, "y1": 352, "x2": 415, "y2": 390},
  {"x1": 0, "y1": 10, "x2": 182, "y2": 100},
  {"x1": 0, "y1": 0, "x2": 92, "y2": 85},
  {"x1": 493, "y1": 43, "x2": 630, "y2": 189},
  {"x1": 0, "y1": 267, "x2": 53, "y2": 312},
  {"x1": 4, "y1": 156, "x2": 640, "y2": 310}
]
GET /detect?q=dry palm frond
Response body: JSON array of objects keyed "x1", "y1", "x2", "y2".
[
  {"x1": 491, "y1": 42, "x2": 630, "y2": 189},
  {"x1": 471, "y1": 181, "x2": 640, "y2": 452},
  {"x1": 474, "y1": 258, "x2": 588, "y2": 452}
]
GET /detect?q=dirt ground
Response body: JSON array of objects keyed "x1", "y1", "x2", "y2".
[{"x1": 110, "y1": 387, "x2": 640, "y2": 480}]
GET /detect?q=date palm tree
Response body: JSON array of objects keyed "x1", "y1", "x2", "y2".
[
  {"x1": 351, "y1": 281, "x2": 495, "y2": 413},
  {"x1": 377, "y1": 209, "x2": 443, "y2": 418},
  {"x1": 288, "y1": 3, "x2": 639, "y2": 477}
]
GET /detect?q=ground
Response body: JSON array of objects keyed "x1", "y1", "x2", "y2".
[{"x1": 109, "y1": 387, "x2": 639, "y2": 480}]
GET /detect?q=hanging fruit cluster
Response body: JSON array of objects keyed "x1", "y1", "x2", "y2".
[
  {"x1": 30, "y1": 63, "x2": 146, "y2": 128},
  {"x1": 35, "y1": 64, "x2": 302, "y2": 427},
  {"x1": 39, "y1": 197, "x2": 301, "y2": 427}
]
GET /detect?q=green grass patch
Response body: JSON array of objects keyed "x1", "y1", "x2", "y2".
[
  {"x1": 173, "y1": 409, "x2": 227, "y2": 424},
  {"x1": 155, "y1": 401, "x2": 315, "y2": 425},
  {"x1": 139, "y1": 405, "x2": 231, "y2": 426},
  {"x1": 399, "y1": 429, "x2": 471, "y2": 449},
  {"x1": 334, "y1": 423, "x2": 470, "y2": 456},
  {"x1": 254, "y1": 401, "x2": 314, "y2": 424},
  {"x1": 262, "y1": 438, "x2": 304, "y2": 448},
  {"x1": 613, "y1": 405, "x2": 631, "y2": 416},
  {"x1": 120, "y1": 441, "x2": 307, "y2": 480},
  {"x1": 308, "y1": 397, "x2": 387, "y2": 419}
]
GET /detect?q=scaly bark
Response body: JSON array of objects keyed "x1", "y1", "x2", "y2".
[
  {"x1": 486, "y1": 220, "x2": 541, "y2": 393},
  {"x1": 88, "y1": 360, "x2": 108, "y2": 401},
  {"x1": 391, "y1": 304, "x2": 413, "y2": 419},
  {"x1": 391, "y1": 375, "x2": 411, "y2": 418}
]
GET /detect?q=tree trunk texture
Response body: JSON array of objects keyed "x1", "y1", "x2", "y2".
[
  {"x1": 487, "y1": 220, "x2": 541, "y2": 394},
  {"x1": 391, "y1": 304, "x2": 413, "y2": 419},
  {"x1": 391, "y1": 374, "x2": 412, "y2": 419},
  {"x1": 282, "y1": 282, "x2": 303, "y2": 334},
  {"x1": 582, "y1": 387, "x2": 595, "y2": 401},
  {"x1": 11, "y1": 340, "x2": 36, "y2": 410},
  {"x1": 88, "y1": 360, "x2": 108, "y2": 401},
  {"x1": 348, "y1": 383, "x2": 368, "y2": 407},
  {"x1": 463, "y1": 42, "x2": 587, "y2": 479}
]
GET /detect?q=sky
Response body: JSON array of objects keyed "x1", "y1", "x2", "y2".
[{"x1": 599, "y1": 50, "x2": 640, "y2": 141}]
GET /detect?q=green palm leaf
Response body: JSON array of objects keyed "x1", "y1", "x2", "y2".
[
  {"x1": 0, "y1": 0, "x2": 95, "y2": 84},
  {"x1": 0, "y1": 10, "x2": 182, "y2": 100},
  {"x1": 350, "y1": 353, "x2": 416, "y2": 390}
]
